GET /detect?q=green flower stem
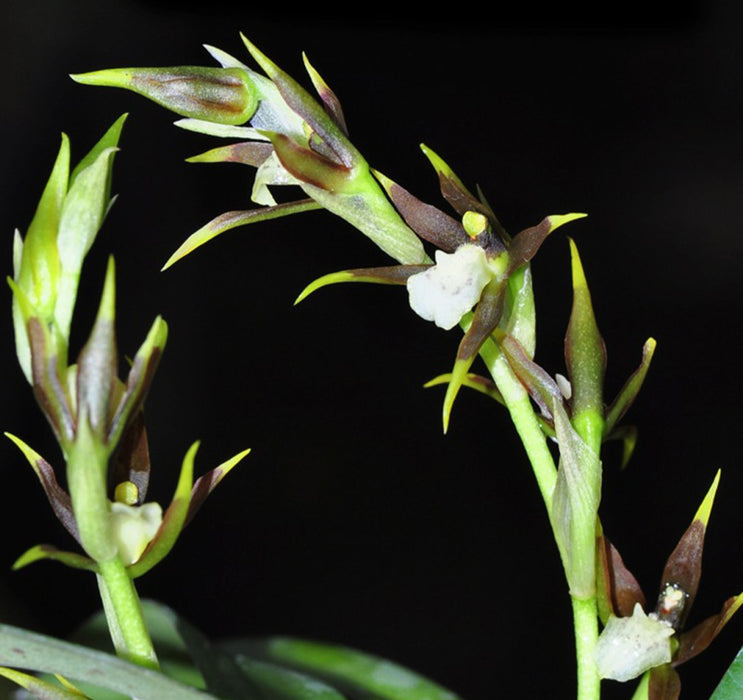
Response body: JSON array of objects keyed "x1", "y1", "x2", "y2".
[
  {"x1": 97, "y1": 558, "x2": 159, "y2": 670},
  {"x1": 572, "y1": 595, "x2": 601, "y2": 700},
  {"x1": 479, "y1": 342, "x2": 601, "y2": 700},
  {"x1": 66, "y1": 420, "x2": 158, "y2": 670},
  {"x1": 479, "y1": 342, "x2": 556, "y2": 506}
]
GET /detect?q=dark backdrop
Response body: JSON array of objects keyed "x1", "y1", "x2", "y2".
[{"x1": 2, "y1": 1, "x2": 743, "y2": 698}]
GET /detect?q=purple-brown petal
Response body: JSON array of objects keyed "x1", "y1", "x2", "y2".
[
  {"x1": 596, "y1": 534, "x2": 646, "y2": 622},
  {"x1": 373, "y1": 170, "x2": 467, "y2": 252},
  {"x1": 648, "y1": 664, "x2": 682, "y2": 700},
  {"x1": 674, "y1": 593, "x2": 743, "y2": 667}
]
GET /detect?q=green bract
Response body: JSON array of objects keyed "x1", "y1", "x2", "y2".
[{"x1": 11, "y1": 115, "x2": 125, "y2": 384}]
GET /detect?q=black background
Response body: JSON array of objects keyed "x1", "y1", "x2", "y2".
[{"x1": 2, "y1": 1, "x2": 743, "y2": 698}]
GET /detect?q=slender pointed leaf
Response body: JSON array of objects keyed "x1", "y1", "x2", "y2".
[
  {"x1": 223, "y1": 637, "x2": 460, "y2": 700},
  {"x1": 710, "y1": 642, "x2": 743, "y2": 700},
  {"x1": 0, "y1": 624, "x2": 219, "y2": 699}
]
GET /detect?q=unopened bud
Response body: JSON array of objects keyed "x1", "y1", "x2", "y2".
[{"x1": 72, "y1": 66, "x2": 259, "y2": 125}]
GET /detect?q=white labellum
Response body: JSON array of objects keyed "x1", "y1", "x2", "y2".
[
  {"x1": 407, "y1": 244, "x2": 493, "y2": 330},
  {"x1": 110, "y1": 501, "x2": 163, "y2": 566},
  {"x1": 594, "y1": 602, "x2": 675, "y2": 682}
]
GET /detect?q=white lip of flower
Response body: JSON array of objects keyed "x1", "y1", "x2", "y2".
[
  {"x1": 594, "y1": 602, "x2": 675, "y2": 682},
  {"x1": 109, "y1": 501, "x2": 163, "y2": 566},
  {"x1": 407, "y1": 244, "x2": 497, "y2": 330}
]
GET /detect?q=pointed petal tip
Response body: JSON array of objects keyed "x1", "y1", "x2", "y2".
[
  {"x1": 548, "y1": 212, "x2": 588, "y2": 231},
  {"x1": 694, "y1": 469, "x2": 722, "y2": 527}
]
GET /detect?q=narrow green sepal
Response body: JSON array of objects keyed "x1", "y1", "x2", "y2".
[
  {"x1": 71, "y1": 67, "x2": 258, "y2": 125},
  {"x1": 5, "y1": 432, "x2": 79, "y2": 542},
  {"x1": 107, "y1": 315, "x2": 168, "y2": 448},
  {"x1": 0, "y1": 666, "x2": 90, "y2": 699},
  {"x1": 604, "y1": 423, "x2": 639, "y2": 469},
  {"x1": 605, "y1": 338, "x2": 657, "y2": 435},
  {"x1": 162, "y1": 200, "x2": 321, "y2": 270},
  {"x1": 127, "y1": 442, "x2": 199, "y2": 578},
  {"x1": 294, "y1": 265, "x2": 428, "y2": 305},
  {"x1": 12, "y1": 544, "x2": 97, "y2": 573},
  {"x1": 302, "y1": 53, "x2": 348, "y2": 135},
  {"x1": 128, "y1": 444, "x2": 249, "y2": 577},
  {"x1": 185, "y1": 447, "x2": 250, "y2": 526}
]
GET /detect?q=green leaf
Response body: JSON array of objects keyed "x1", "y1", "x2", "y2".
[
  {"x1": 225, "y1": 636, "x2": 461, "y2": 700},
  {"x1": 75, "y1": 602, "x2": 346, "y2": 700},
  {"x1": 710, "y1": 646, "x2": 743, "y2": 700},
  {"x1": 0, "y1": 623, "x2": 218, "y2": 699}
]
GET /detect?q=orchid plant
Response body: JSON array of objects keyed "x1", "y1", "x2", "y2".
[{"x1": 2, "y1": 33, "x2": 742, "y2": 700}]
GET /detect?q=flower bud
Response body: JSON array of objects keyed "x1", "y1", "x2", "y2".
[{"x1": 71, "y1": 66, "x2": 259, "y2": 125}]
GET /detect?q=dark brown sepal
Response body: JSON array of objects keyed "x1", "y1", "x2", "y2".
[
  {"x1": 373, "y1": 170, "x2": 466, "y2": 251},
  {"x1": 418, "y1": 144, "x2": 504, "y2": 237},
  {"x1": 109, "y1": 410, "x2": 151, "y2": 504},
  {"x1": 507, "y1": 217, "x2": 556, "y2": 274},
  {"x1": 648, "y1": 664, "x2": 681, "y2": 700},
  {"x1": 33, "y1": 457, "x2": 80, "y2": 543},
  {"x1": 674, "y1": 594, "x2": 743, "y2": 666},
  {"x1": 494, "y1": 329, "x2": 564, "y2": 420},
  {"x1": 442, "y1": 279, "x2": 506, "y2": 431},
  {"x1": 27, "y1": 319, "x2": 75, "y2": 446},
  {"x1": 660, "y1": 519, "x2": 705, "y2": 626},
  {"x1": 596, "y1": 534, "x2": 646, "y2": 623}
]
